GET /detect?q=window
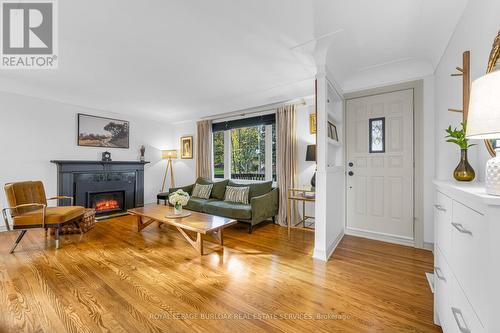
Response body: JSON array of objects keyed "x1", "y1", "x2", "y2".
[
  {"x1": 369, "y1": 117, "x2": 385, "y2": 153},
  {"x1": 212, "y1": 114, "x2": 276, "y2": 181}
]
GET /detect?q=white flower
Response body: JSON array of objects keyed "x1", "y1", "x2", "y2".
[{"x1": 169, "y1": 189, "x2": 190, "y2": 206}]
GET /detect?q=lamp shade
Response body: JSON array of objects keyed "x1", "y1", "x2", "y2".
[
  {"x1": 306, "y1": 144, "x2": 316, "y2": 162},
  {"x1": 466, "y1": 70, "x2": 500, "y2": 139},
  {"x1": 162, "y1": 149, "x2": 178, "y2": 159}
]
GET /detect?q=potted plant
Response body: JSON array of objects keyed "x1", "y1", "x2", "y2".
[
  {"x1": 168, "y1": 189, "x2": 190, "y2": 214},
  {"x1": 445, "y1": 122, "x2": 476, "y2": 181}
]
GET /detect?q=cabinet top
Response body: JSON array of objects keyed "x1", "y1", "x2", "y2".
[{"x1": 434, "y1": 180, "x2": 500, "y2": 206}]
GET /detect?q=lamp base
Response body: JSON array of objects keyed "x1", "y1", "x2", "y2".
[
  {"x1": 486, "y1": 149, "x2": 500, "y2": 196},
  {"x1": 310, "y1": 172, "x2": 316, "y2": 189}
]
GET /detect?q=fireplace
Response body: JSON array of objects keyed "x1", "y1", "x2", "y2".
[
  {"x1": 51, "y1": 160, "x2": 148, "y2": 218},
  {"x1": 88, "y1": 190, "x2": 125, "y2": 216}
]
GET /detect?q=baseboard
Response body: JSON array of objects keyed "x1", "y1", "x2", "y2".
[
  {"x1": 313, "y1": 230, "x2": 344, "y2": 261},
  {"x1": 0, "y1": 225, "x2": 6, "y2": 233},
  {"x1": 345, "y1": 227, "x2": 415, "y2": 247},
  {"x1": 423, "y1": 242, "x2": 434, "y2": 252}
]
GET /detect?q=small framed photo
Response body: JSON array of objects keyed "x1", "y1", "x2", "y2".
[
  {"x1": 328, "y1": 122, "x2": 338, "y2": 141},
  {"x1": 180, "y1": 136, "x2": 193, "y2": 159},
  {"x1": 309, "y1": 113, "x2": 316, "y2": 134}
]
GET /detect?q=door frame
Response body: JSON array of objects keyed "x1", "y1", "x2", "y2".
[{"x1": 343, "y1": 80, "x2": 424, "y2": 249}]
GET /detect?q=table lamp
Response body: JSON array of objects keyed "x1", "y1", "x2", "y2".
[
  {"x1": 161, "y1": 150, "x2": 178, "y2": 192},
  {"x1": 306, "y1": 144, "x2": 316, "y2": 189},
  {"x1": 466, "y1": 70, "x2": 500, "y2": 195}
]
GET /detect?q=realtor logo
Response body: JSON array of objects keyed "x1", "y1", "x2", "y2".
[{"x1": 1, "y1": 0, "x2": 58, "y2": 68}]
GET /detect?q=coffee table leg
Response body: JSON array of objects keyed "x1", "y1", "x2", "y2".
[
  {"x1": 196, "y1": 233, "x2": 203, "y2": 255},
  {"x1": 137, "y1": 216, "x2": 155, "y2": 232},
  {"x1": 176, "y1": 226, "x2": 204, "y2": 255},
  {"x1": 210, "y1": 229, "x2": 223, "y2": 246}
]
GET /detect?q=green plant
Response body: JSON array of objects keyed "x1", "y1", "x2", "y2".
[{"x1": 445, "y1": 122, "x2": 475, "y2": 150}]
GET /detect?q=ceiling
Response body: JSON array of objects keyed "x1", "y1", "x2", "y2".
[{"x1": 0, "y1": 0, "x2": 468, "y2": 123}]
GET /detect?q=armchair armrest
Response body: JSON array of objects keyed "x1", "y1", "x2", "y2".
[
  {"x1": 2, "y1": 203, "x2": 47, "y2": 231},
  {"x1": 250, "y1": 188, "x2": 279, "y2": 223},
  {"x1": 48, "y1": 196, "x2": 74, "y2": 205}
]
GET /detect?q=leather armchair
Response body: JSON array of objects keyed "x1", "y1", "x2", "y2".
[{"x1": 3, "y1": 181, "x2": 85, "y2": 253}]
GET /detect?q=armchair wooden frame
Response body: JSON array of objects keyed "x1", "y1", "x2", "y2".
[{"x1": 2, "y1": 196, "x2": 82, "y2": 253}]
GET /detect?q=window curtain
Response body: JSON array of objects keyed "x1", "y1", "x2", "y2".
[
  {"x1": 196, "y1": 120, "x2": 213, "y2": 179},
  {"x1": 276, "y1": 105, "x2": 298, "y2": 226}
]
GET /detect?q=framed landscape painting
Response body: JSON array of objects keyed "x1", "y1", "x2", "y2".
[{"x1": 78, "y1": 114, "x2": 130, "y2": 148}]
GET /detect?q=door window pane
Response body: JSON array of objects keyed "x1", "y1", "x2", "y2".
[
  {"x1": 369, "y1": 117, "x2": 385, "y2": 153},
  {"x1": 213, "y1": 131, "x2": 224, "y2": 178}
]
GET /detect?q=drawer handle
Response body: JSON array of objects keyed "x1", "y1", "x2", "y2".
[
  {"x1": 434, "y1": 266, "x2": 446, "y2": 281},
  {"x1": 433, "y1": 204, "x2": 446, "y2": 212},
  {"x1": 451, "y1": 307, "x2": 471, "y2": 333},
  {"x1": 452, "y1": 223, "x2": 473, "y2": 236}
]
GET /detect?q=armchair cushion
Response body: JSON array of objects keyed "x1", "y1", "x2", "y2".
[
  {"x1": 4, "y1": 181, "x2": 47, "y2": 215},
  {"x1": 13, "y1": 206, "x2": 85, "y2": 227}
]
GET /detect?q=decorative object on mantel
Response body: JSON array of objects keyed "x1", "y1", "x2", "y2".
[
  {"x1": 101, "y1": 151, "x2": 112, "y2": 162},
  {"x1": 482, "y1": 30, "x2": 500, "y2": 157},
  {"x1": 445, "y1": 123, "x2": 475, "y2": 181},
  {"x1": 161, "y1": 149, "x2": 178, "y2": 191},
  {"x1": 306, "y1": 144, "x2": 317, "y2": 188},
  {"x1": 466, "y1": 70, "x2": 500, "y2": 195},
  {"x1": 309, "y1": 113, "x2": 316, "y2": 134},
  {"x1": 77, "y1": 113, "x2": 129, "y2": 148},
  {"x1": 447, "y1": 51, "x2": 470, "y2": 122},
  {"x1": 180, "y1": 136, "x2": 193, "y2": 159},
  {"x1": 139, "y1": 145, "x2": 146, "y2": 162},
  {"x1": 168, "y1": 189, "x2": 190, "y2": 215}
]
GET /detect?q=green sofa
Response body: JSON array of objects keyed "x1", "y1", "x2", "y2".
[{"x1": 166, "y1": 177, "x2": 279, "y2": 233}]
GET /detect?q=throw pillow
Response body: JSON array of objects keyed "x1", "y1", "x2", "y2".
[
  {"x1": 224, "y1": 186, "x2": 250, "y2": 204},
  {"x1": 191, "y1": 183, "x2": 213, "y2": 199}
]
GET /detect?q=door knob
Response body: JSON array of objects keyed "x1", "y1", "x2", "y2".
[
  {"x1": 348, "y1": 162, "x2": 354, "y2": 167},
  {"x1": 348, "y1": 171, "x2": 354, "y2": 176}
]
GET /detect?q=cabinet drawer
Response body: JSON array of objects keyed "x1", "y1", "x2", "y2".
[
  {"x1": 434, "y1": 191, "x2": 452, "y2": 259},
  {"x1": 451, "y1": 201, "x2": 488, "y2": 327},
  {"x1": 450, "y1": 277, "x2": 485, "y2": 333},
  {"x1": 435, "y1": 247, "x2": 454, "y2": 332}
]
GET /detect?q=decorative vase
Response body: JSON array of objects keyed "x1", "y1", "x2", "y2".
[
  {"x1": 174, "y1": 203, "x2": 182, "y2": 215},
  {"x1": 453, "y1": 149, "x2": 475, "y2": 182},
  {"x1": 486, "y1": 148, "x2": 500, "y2": 196}
]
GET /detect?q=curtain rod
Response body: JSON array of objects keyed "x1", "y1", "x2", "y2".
[{"x1": 202, "y1": 98, "x2": 307, "y2": 122}]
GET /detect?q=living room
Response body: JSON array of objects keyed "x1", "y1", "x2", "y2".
[{"x1": 1, "y1": 1, "x2": 500, "y2": 332}]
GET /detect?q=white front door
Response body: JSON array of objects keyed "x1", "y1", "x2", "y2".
[{"x1": 346, "y1": 89, "x2": 414, "y2": 242}]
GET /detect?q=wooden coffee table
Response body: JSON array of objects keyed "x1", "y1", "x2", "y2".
[{"x1": 127, "y1": 204, "x2": 237, "y2": 255}]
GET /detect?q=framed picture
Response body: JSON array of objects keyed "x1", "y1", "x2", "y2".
[
  {"x1": 328, "y1": 122, "x2": 338, "y2": 141},
  {"x1": 309, "y1": 113, "x2": 317, "y2": 134},
  {"x1": 78, "y1": 114, "x2": 129, "y2": 148},
  {"x1": 180, "y1": 136, "x2": 193, "y2": 159}
]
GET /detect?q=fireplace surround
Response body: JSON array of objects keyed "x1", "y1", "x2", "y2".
[{"x1": 51, "y1": 160, "x2": 149, "y2": 218}]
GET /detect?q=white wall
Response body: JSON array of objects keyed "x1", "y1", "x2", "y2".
[
  {"x1": 0, "y1": 91, "x2": 175, "y2": 211},
  {"x1": 435, "y1": 0, "x2": 500, "y2": 182}
]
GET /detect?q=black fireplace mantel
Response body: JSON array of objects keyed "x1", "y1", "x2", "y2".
[{"x1": 51, "y1": 160, "x2": 150, "y2": 215}]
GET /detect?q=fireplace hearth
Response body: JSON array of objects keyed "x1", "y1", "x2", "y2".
[{"x1": 51, "y1": 160, "x2": 149, "y2": 218}]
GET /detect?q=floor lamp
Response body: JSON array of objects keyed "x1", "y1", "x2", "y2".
[{"x1": 161, "y1": 150, "x2": 178, "y2": 192}]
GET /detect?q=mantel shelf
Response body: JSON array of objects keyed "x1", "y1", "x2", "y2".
[{"x1": 51, "y1": 160, "x2": 150, "y2": 165}]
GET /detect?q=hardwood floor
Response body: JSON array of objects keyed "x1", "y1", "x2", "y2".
[{"x1": 0, "y1": 215, "x2": 441, "y2": 333}]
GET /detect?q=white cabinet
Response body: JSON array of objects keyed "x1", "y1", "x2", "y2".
[{"x1": 434, "y1": 181, "x2": 500, "y2": 333}]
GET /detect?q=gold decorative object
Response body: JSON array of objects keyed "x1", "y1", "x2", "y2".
[
  {"x1": 180, "y1": 136, "x2": 193, "y2": 159},
  {"x1": 453, "y1": 149, "x2": 476, "y2": 181},
  {"x1": 484, "y1": 30, "x2": 500, "y2": 157},
  {"x1": 309, "y1": 113, "x2": 316, "y2": 134}
]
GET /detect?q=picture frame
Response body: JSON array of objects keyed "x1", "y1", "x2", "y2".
[
  {"x1": 309, "y1": 113, "x2": 317, "y2": 134},
  {"x1": 180, "y1": 136, "x2": 193, "y2": 159},
  {"x1": 327, "y1": 121, "x2": 338, "y2": 141},
  {"x1": 77, "y1": 113, "x2": 129, "y2": 148}
]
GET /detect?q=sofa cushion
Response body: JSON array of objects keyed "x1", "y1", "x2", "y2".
[
  {"x1": 228, "y1": 180, "x2": 273, "y2": 199},
  {"x1": 191, "y1": 183, "x2": 213, "y2": 199},
  {"x1": 185, "y1": 197, "x2": 216, "y2": 212},
  {"x1": 195, "y1": 177, "x2": 229, "y2": 200},
  {"x1": 203, "y1": 201, "x2": 252, "y2": 220},
  {"x1": 224, "y1": 186, "x2": 250, "y2": 204}
]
